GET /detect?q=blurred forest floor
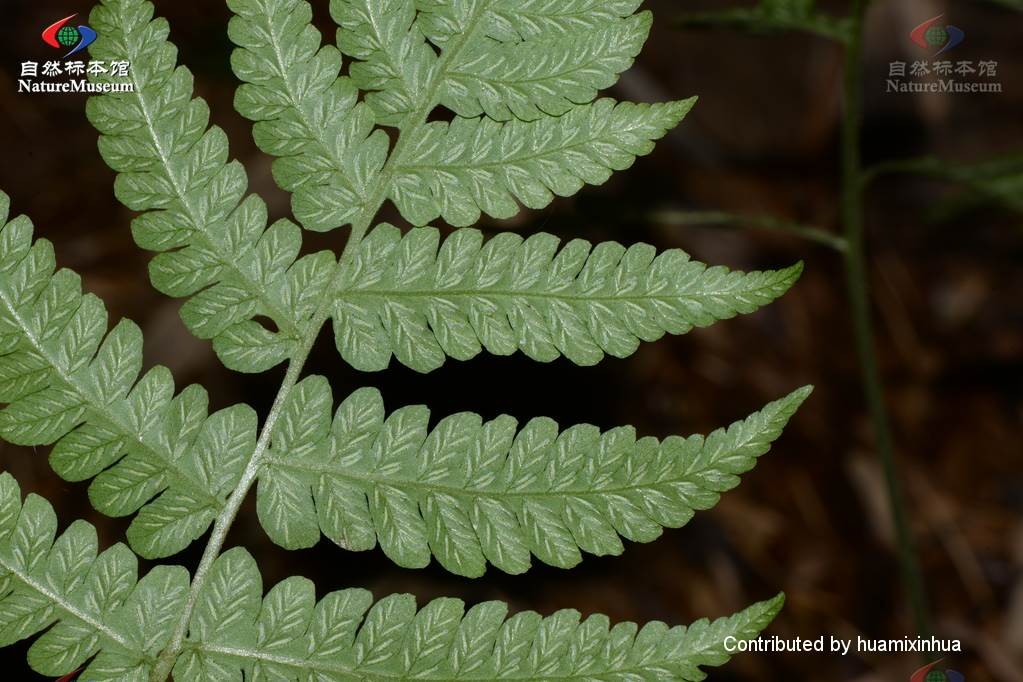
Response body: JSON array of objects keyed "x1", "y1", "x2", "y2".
[{"x1": 0, "y1": 0, "x2": 1020, "y2": 680}]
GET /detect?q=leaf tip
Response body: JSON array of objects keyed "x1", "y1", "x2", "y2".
[
  {"x1": 789, "y1": 384, "x2": 814, "y2": 405},
  {"x1": 785, "y1": 259, "x2": 806, "y2": 282},
  {"x1": 765, "y1": 591, "x2": 786, "y2": 614},
  {"x1": 759, "y1": 592, "x2": 786, "y2": 625},
  {"x1": 671, "y1": 96, "x2": 699, "y2": 124},
  {"x1": 743, "y1": 591, "x2": 786, "y2": 635}
]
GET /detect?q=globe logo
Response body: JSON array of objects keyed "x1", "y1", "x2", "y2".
[
  {"x1": 911, "y1": 660, "x2": 966, "y2": 682},
  {"x1": 923, "y1": 26, "x2": 948, "y2": 47},
  {"x1": 41, "y1": 14, "x2": 98, "y2": 58},
  {"x1": 56, "y1": 25, "x2": 81, "y2": 47},
  {"x1": 910, "y1": 15, "x2": 965, "y2": 56}
]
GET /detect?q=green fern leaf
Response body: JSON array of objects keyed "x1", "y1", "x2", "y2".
[
  {"x1": 229, "y1": 0, "x2": 694, "y2": 230},
  {"x1": 228, "y1": 0, "x2": 391, "y2": 231},
  {"x1": 0, "y1": 472, "x2": 189, "y2": 680},
  {"x1": 330, "y1": 0, "x2": 440, "y2": 128},
  {"x1": 87, "y1": 0, "x2": 334, "y2": 372},
  {"x1": 408, "y1": 0, "x2": 649, "y2": 118},
  {"x1": 257, "y1": 375, "x2": 810, "y2": 576},
  {"x1": 175, "y1": 545, "x2": 783, "y2": 680},
  {"x1": 446, "y1": 1, "x2": 646, "y2": 41},
  {"x1": 415, "y1": 2, "x2": 650, "y2": 122},
  {"x1": 1, "y1": 0, "x2": 813, "y2": 676},
  {"x1": 0, "y1": 471, "x2": 784, "y2": 679},
  {"x1": 89, "y1": 0, "x2": 785, "y2": 379},
  {"x1": 332, "y1": 225, "x2": 802, "y2": 372},
  {"x1": 389, "y1": 97, "x2": 695, "y2": 226},
  {"x1": 0, "y1": 193, "x2": 256, "y2": 559}
]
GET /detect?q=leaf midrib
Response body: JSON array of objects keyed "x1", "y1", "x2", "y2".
[
  {"x1": 0, "y1": 286, "x2": 219, "y2": 509},
  {"x1": 260, "y1": 6, "x2": 363, "y2": 198},
  {"x1": 394, "y1": 114, "x2": 655, "y2": 172},
  {"x1": 265, "y1": 437, "x2": 765, "y2": 500},
  {"x1": 117, "y1": 46, "x2": 300, "y2": 339},
  {"x1": 334, "y1": 282, "x2": 786, "y2": 304},
  {"x1": 0, "y1": 553, "x2": 131, "y2": 649}
]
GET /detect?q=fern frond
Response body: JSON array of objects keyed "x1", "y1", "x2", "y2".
[
  {"x1": 0, "y1": 194, "x2": 256, "y2": 558},
  {"x1": 330, "y1": 0, "x2": 440, "y2": 128},
  {"x1": 229, "y1": 0, "x2": 694, "y2": 230},
  {"x1": 0, "y1": 472, "x2": 784, "y2": 680},
  {"x1": 228, "y1": 0, "x2": 391, "y2": 231},
  {"x1": 5, "y1": 0, "x2": 811, "y2": 677},
  {"x1": 418, "y1": 2, "x2": 650, "y2": 121},
  {"x1": 390, "y1": 98, "x2": 695, "y2": 226},
  {"x1": 332, "y1": 225, "x2": 802, "y2": 373},
  {"x1": 176, "y1": 546, "x2": 783, "y2": 680},
  {"x1": 87, "y1": 0, "x2": 335, "y2": 371},
  {"x1": 676, "y1": 0, "x2": 852, "y2": 42},
  {"x1": 256, "y1": 375, "x2": 810, "y2": 576},
  {"x1": 386, "y1": 0, "x2": 650, "y2": 122},
  {"x1": 89, "y1": 0, "x2": 795, "y2": 381},
  {"x1": 0, "y1": 472, "x2": 188, "y2": 679}
]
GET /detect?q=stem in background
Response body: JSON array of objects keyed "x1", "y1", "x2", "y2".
[
  {"x1": 840, "y1": 0, "x2": 931, "y2": 639},
  {"x1": 651, "y1": 208, "x2": 848, "y2": 251},
  {"x1": 860, "y1": 155, "x2": 945, "y2": 187}
]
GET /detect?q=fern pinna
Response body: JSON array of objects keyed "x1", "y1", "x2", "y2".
[{"x1": 0, "y1": 0, "x2": 809, "y2": 679}]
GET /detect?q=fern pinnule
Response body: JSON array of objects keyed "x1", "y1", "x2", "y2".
[
  {"x1": 0, "y1": 194, "x2": 256, "y2": 559},
  {"x1": 258, "y1": 377, "x2": 812, "y2": 577},
  {"x1": 0, "y1": 471, "x2": 785, "y2": 680},
  {"x1": 333, "y1": 224, "x2": 802, "y2": 372},
  {"x1": 179, "y1": 546, "x2": 785, "y2": 680},
  {"x1": 0, "y1": 472, "x2": 188, "y2": 679},
  {"x1": 228, "y1": 0, "x2": 389, "y2": 231},
  {"x1": 87, "y1": 0, "x2": 334, "y2": 373}
]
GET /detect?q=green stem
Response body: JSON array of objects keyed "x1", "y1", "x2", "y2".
[
  {"x1": 860, "y1": 155, "x2": 945, "y2": 187},
  {"x1": 673, "y1": 11, "x2": 852, "y2": 43},
  {"x1": 651, "y1": 208, "x2": 848, "y2": 251},
  {"x1": 150, "y1": 208, "x2": 377, "y2": 681},
  {"x1": 840, "y1": 0, "x2": 931, "y2": 639},
  {"x1": 148, "y1": 355, "x2": 304, "y2": 680},
  {"x1": 150, "y1": 225, "x2": 371, "y2": 682}
]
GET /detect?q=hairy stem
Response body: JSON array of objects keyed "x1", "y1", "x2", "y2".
[
  {"x1": 840, "y1": 0, "x2": 931, "y2": 639},
  {"x1": 148, "y1": 352, "x2": 304, "y2": 679},
  {"x1": 150, "y1": 8, "x2": 492, "y2": 679}
]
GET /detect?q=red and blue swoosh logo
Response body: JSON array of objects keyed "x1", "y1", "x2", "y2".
[
  {"x1": 910, "y1": 15, "x2": 965, "y2": 56},
  {"x1": 41, "y1": 14, "x2": 97, "y2": 58}
]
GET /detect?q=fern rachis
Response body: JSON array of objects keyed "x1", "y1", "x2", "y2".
[{"x1": 0, "y1": 0, "x2": 810, "y2": 678}]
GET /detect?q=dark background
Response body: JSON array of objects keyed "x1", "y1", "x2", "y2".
[{"x1": 0, "y1": 0, "x2": 1020, "y2": 679}]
